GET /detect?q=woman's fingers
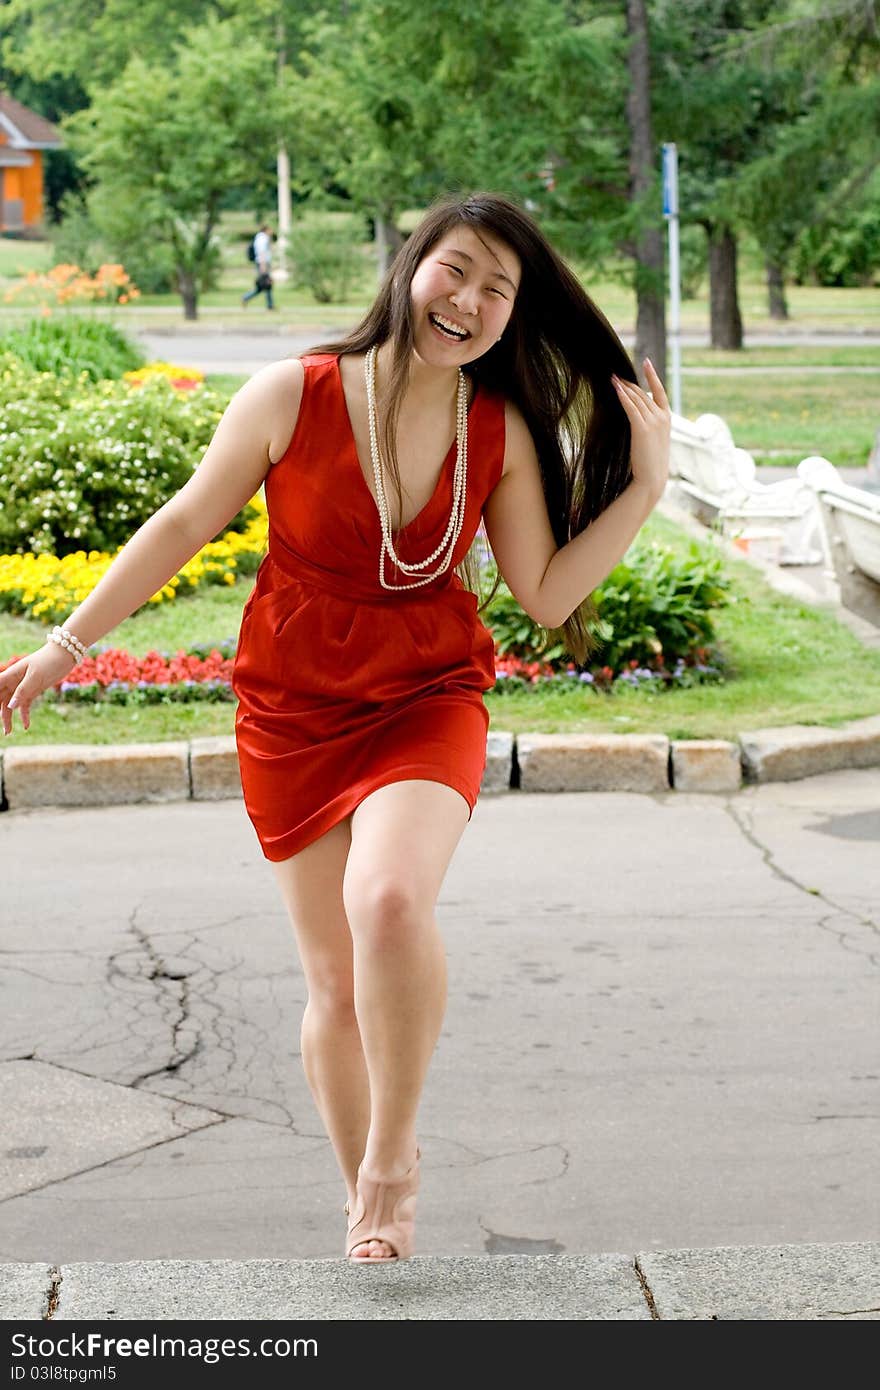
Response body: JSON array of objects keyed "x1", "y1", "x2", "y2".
[
  {"x1": 612, "y1": 374, "x2": 652, "y2": 425},
  {"x1": 0, "y1": 663, "x2": 20, "y2": 734},
  {"x1": 1, "y1": 655, "x2": 43, "y2": 734},
  {"x1": 643, "y1": 358, "x2": 671, "y2": 411}
]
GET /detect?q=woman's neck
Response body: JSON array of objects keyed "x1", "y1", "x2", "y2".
[{"x1": 375, "y1": 340, "x2": 462, "y2": 409}]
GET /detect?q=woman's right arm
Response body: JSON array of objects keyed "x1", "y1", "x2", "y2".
[{"x1": 0, "y1": 357, "x2": 305, "y2": 734}]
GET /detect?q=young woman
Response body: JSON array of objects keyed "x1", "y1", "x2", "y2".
[{"x1": 0, "y1": 191, "x2": 671, "y2": 1264}]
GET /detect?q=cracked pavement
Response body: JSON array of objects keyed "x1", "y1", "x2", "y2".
[{"x1": 0, "y1": 771, "x2": 878, "y2": 1264}]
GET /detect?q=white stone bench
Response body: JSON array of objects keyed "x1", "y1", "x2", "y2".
[
  {"x1": 668, "y1": 412, "x2": 825, "y2": 565},
  {"x1": 797, "y1": 456, "x2": 880, "y2": 625}
]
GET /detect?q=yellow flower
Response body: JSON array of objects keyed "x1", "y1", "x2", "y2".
[{"x1": 0, "y1": 504, "x2": 268, "y2": 623}]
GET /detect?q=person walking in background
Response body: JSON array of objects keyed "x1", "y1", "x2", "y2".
[
  {"x1": 0, "y1": 190, "x2": 671, "y2": 1265},
  {"x1": 243, "y1": 223, "x2": 275, "y2": 310}
]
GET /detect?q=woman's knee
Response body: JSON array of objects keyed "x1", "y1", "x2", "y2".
[
  {"x1": 304, "y1": 961, "x2": 356, "y2": 1015},
  {"x1": 342, "y1": 870, "x2": 425, "y2": 945}
]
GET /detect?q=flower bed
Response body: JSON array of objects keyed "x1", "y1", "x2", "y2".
[
  {"x1": 494, "y1": 648, "x2": 725, "y2": 692},
  {"x1": 0, "y1": 640, "x2": 238, "y2": 705},
  {"x1": 1, "y1": 640, "x2": 724, "y2": 706},
  {"x1": 123, "y1": 362, "x2": 206, "y2": 392},
  {"x1": 0, "y1": 499, "x2": 268, "y2": 626}
]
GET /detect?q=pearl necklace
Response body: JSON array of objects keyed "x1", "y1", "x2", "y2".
[{"x1": 365, "y1": 344, "x2": 468, "y2": 590}]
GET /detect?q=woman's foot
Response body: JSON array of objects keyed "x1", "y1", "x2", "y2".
[{"x1": 345, "y1": 1147, "x2": 421, "y2": 1262}]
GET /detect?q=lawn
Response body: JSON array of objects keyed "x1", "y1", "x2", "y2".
[
  {"x1": 4, "y1": 214, "x2": 878, "y2": 336},
  {"x1": 2, "y1": 510, "x2": 879, "y2": 749}
]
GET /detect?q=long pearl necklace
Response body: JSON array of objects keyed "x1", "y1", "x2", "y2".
[{"x1": 365, "y1": 344, "x2": 468, "y2": 590}]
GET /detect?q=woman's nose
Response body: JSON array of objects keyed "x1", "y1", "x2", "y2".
[{"x1": 449, "y1": 288, "x2": 479, "y2": 317}]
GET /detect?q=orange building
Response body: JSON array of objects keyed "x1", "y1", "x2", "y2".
[{"x1": 0, "y1": 93, "x2": 62, "y2": 234}]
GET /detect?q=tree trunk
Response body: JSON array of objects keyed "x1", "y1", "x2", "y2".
[
  {"x1": 374, "y1": 212, "x2": 405, "y2": 280},
  {"x1": 626, "y1": 0, "x2": 666, "y2": 387},
  {"x1": 766, "y1": 258, "x2": 788, "y2": 319},
  {"x1": 177, "y1": 269, "x2": 198, "y2": 321},
  {"x1": 708, "y1": 225, "x2": 743, "y2": 349}
]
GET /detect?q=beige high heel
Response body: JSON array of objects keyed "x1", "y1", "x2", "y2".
[{"x1": 345, "y1": 1146, "x2": 421, "y2": 1262}]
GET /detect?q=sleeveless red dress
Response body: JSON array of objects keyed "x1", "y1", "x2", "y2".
[{"x1": 231, "y1": 352, "x2": 506, "y2": 861}]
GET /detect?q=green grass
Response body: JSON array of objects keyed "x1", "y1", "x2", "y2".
[
  {"x1": 3, "y1": 512, "x2": 879, "y2": 749},
  {"x1": 576, "y1": 271, "x2": 880, "y2": 334},
  {"x1": 4, "y1": 213, "x2": 878, "y2": 332},
  {"x1": 0, "y1": 235, "x2": 52, "y2": 278},
  {"x1": 674, "y1": 372, "x2": 877, "y2": 467},
  {"x1": 682, "y1": 346, "x2": 880, "y2": 369}
]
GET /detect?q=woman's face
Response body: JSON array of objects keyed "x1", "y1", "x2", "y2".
[{"x1": 408, "y1": 223, "x2": 521, "y2": 368}]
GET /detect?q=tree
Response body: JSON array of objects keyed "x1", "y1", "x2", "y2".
[
  {"x1": 0, "y1": 0, "x2": 218, "y2": 88},
  {"x1": 729, "y1": 0, "x2": 880, "y2": 315},
  {"x1": 625, "y1": 0, "x2": 666, "y2": 382},
  {"x1": 63, "y1": 16, "x2": 284, "y2": 319}
]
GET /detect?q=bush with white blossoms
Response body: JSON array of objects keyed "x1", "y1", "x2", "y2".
[{"x1": 0, "y1": 354, "x2": 252, "y2": 557}]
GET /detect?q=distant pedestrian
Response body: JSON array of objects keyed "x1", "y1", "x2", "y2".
[{"x1": 243, "y1": 224, "x2": 275, "y2": 310}]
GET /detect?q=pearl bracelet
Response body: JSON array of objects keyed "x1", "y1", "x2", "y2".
[{"x1": 47, "y1": 625, "x2": 90, "y2": 664}]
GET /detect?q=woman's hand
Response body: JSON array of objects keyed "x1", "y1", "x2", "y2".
[
  {"x1": 0, "y1": 642, "x2": 79, "y2": 735},
  {"x1": 612, "y1": 358, "x2": 672, "y2": 503}
]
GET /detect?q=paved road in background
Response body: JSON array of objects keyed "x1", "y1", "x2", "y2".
[{"x1": 135, "y1": 325, "x2": 880, "y2": 379}]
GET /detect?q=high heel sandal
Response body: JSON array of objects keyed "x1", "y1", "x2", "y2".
[{"x1": 344, "y1": 1146, "x2": 421, "y2": 1262}]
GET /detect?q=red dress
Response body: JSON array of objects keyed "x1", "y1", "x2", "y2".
[{"x1": 231, "y1": 352, "x2": 506, "y2": 861}]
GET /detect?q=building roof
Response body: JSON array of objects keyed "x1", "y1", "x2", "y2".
[
  {"x1": 0, "y1": 93, "x2": 61, "y2": 148},
  {"x1": 0, "y1": 147, "x2": 33, "y2": 167}
]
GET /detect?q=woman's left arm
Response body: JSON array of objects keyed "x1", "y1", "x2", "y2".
[{"x1": 483, "y1": 361, "x2": 671, "y2": 630}]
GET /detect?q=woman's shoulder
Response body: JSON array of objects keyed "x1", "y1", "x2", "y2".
[
  {"x1": 253, "y1": 353, "x2": 343, "y2": 466},
  {"x1": 231, "y1": 356, "x2": 309, "y2": 468}
]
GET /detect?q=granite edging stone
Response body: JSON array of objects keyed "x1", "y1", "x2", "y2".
[{"x1": 1, "y1": 713, "x2": 878, "y2": 812}]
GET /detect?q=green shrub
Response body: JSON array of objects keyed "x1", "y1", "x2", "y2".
[
  {"x1": 0, "y1": 315, "x2": 145, "y2": 383},
  {"x1": 48, "y1": 192, "x2": 110, "y2": 279},
  {"x1": 51, "y1": 189, "x2": 177, "y2": 295},
  {"x1": 290, "y1": 214, "x2": 368, "y2": 303},
  {"x1": 791, "y1": 197, "x2": 880, "y2": 288},
  {"x1": 483, "y1": 534, "x2": 733, "y2": 670},
  {"x1": 586, "y1": 537, "x2": 733, "y2": 671},
  {"x1": 0, "y1": 356, "x2": 252, "y2": 556}
]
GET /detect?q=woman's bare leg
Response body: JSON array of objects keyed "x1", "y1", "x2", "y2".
[
  {"x1": 269, "y1": 816, "x2": 368, "y2": 1210},
  {"x1": 342, "y1": 778, "x2": 471, "y2": 1259}
]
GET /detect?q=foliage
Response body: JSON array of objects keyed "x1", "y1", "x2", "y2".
[
  {"x1": 48, "y1": 191, "x2": 176, "y2": 294},
  {"x1": 678, "y1": 223, "x2": 707, "y2": 299},
  {"x1": 790, "y1": 172, "x2": 880, "y2": 286},
  {"x1": 0, "y1": 356, "x2": 254, "y2": 559},
  {"x1": 4, "y1": 261, "x2": 140, "y2": 308},
  {"x1": 0, "y1": 316, "x2": 144, "y2": 383},
  {"x1": 290, "y1": 213, "x2": 371, "y2": 303},
  {"x1": 584, "y1": 535, "x2": 733, "y2": 673},
  {"x1": 0, "y1": 499, "x2": 266, "y2": 627},
  {"x1": 483, "y1": 532, "x2": 733, "y2": 675},
  {"x1": 288, "y1": 0, "x2": 624, "y2": 265},
  {"x1": 60, "y1": 14, "x2": 286, "y2": 317}
]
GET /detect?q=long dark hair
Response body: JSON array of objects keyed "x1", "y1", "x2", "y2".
[{"x1": 307, "y1": 190, "x2": 638, "y2": 665}]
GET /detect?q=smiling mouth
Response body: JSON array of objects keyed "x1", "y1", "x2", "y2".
[{"x1": 429, "y1": 311, "x2": 471, "y2": 341}]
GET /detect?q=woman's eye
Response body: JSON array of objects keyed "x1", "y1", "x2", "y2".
[{"x1": 442, "y1": 263, "x2": 464, "y2": 275}]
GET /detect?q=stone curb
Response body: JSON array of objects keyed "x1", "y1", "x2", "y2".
[
  {"x1": 1, "y1": 714, "x2": 879, "y2": 813},
  {"x1": 2, "y1": 1242, "x2": 877, "y2": 1320}
]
